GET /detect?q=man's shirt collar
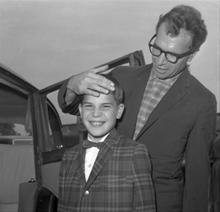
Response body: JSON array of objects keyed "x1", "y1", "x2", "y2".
[{"x1": 150, "y1": 68, "x2": 182, "y2": 86}]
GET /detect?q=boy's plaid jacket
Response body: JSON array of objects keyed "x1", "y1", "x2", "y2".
[{"x1": 58, "y1": 129, "x2": 156, "y2": 212}]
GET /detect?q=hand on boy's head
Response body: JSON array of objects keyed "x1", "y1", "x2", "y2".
[{"x1": 67, "y1": 65, "x2": 115, "y2": 97}]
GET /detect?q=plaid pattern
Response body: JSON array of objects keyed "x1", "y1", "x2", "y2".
[
  {"x1": 58, "y1": 129, "x2": 156, "y2": 212},
  {"x1": 133, "y1": 71, "x2": 177, "y2": 140}
]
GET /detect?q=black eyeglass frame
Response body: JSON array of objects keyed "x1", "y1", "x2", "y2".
[{"x1": 148, "y1": 34, "x2": 195, "y2": 64}]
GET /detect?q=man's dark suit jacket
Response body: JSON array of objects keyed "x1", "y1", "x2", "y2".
[
  {"x1": 58, "y1": 129, "x2": 156, "y2": 212},
  {"x1": 58, "y1": 64, "x2": 217, "y2": 212}
]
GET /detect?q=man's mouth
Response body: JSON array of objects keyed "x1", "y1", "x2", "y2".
[
  {"x1": 157, "y1": 66, "x2": 167, "y2": 70},
  {"x1": 156, "y1": 67, "x2": 168, "y2": 73}
]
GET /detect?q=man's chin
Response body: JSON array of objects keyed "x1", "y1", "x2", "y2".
[
  {"x1": 155, "y1": 71, "x2": 168, "y2": 80},
  {"x1": 152, "y1": 67, "x2": 167, "y2": 79}
]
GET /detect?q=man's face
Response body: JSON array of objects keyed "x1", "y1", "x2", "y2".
[
  {"x1": 79, "y1": 93, "x2": 124, "y2": 140},
  {"x1": 151, "y1": 23, "x2": 193, "y2": 79}
]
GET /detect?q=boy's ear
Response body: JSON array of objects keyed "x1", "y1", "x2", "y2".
[{"x1": 116, "y1": 103, "x2": 125, "y2": 119}]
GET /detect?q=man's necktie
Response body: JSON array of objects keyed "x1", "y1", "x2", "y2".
[{"x1": 82, "y1": 140, "x2": 102, "y2": 149}]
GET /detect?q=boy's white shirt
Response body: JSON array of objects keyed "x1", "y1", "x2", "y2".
[{"x1": 84, "y1": 133, "x2": 109, "y2": 181}]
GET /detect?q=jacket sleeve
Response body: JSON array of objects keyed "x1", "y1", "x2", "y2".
[
  {"x1": 132, "y1": 144, "x2": 156, "y2": 212},
  {"x1": 183, "y1": 96, "x2": 217, "y2": 212},
  {"x1": 57, "y1": 79, "x2": 80, "y2": 115}
]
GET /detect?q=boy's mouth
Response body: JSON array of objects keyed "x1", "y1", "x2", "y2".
[{"x1": 89, "y1": 121, "x2": 105, "y2": 127}]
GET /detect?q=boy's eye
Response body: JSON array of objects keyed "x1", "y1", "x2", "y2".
[
  {"x1": 102, "y1": 104, "x2": 112, "y2": 109},
  {"x1": 83, "y1": 104, "x2": 93, "y2": 109}
]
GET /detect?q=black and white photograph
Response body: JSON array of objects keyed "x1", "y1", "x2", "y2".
[{"x1": 0, "y1": 0, "x2": 219, "y2": 212}]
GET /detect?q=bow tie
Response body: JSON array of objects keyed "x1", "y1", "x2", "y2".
[{"x1": 82, "y1": 140, "x2": 103, "y2": 149}]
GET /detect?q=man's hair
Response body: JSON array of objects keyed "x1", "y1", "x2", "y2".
[
  {"x1": 104, "y1": 74, "x2": 124, "y2": 104},
  {"x1": 156, "y1": 5, "x2": 207, "y2": 51}
]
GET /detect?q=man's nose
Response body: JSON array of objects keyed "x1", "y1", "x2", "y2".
[{"x1": 157, "y1": 53, "x2": 167, "y2": 65}]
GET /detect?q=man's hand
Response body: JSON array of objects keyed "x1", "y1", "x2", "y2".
[{"x1": 66, "y1": 65, "x2": 115, "y2": 99}]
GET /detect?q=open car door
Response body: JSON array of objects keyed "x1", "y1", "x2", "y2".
[
  {"x1": 21, "y1": 50, "x2": 146, "y2": 212},
  {"x1": 0, "y1": 64, "x2": 38, "y2": 212}
]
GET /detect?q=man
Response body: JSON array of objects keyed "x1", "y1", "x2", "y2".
[{"x1": 58, "y1": 5, "x2": 217, "y2": 212}]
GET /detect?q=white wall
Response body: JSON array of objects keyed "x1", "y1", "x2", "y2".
[{"x1": 0, "y1": 0, "x2": 219, "y2": 112}]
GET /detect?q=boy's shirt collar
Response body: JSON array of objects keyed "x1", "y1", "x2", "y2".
[
  {"x1": 87, "y1": 133, "x2": 110, "y2": 143},
  {"x1": 86, "y1": 128, "x2": 119, "y2": 145}
]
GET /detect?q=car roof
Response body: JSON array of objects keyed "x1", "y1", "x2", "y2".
[{"x1": 0, "y1": 63, "x2": 37, "y2": 94}]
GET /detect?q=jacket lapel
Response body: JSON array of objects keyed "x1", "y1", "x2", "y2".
[
  {"x1": 84, "y1": 129, "x2": 119, "y2": 190},
  {"x1": 74, "y1": 144, "x2": 86, "y2": 185},
  {"x1": 136, "y1": 69, "x2": 191, "y2": 140},
  {"x1": 125, "y1": 65, "x2": 151, "y2": 137}
]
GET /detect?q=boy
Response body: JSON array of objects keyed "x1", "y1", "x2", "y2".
[{"x1": 58, "y1": 75, "x2": 156, "y2": 212}]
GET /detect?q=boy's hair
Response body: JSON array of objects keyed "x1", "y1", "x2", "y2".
[{"x1": 156, "y1": 5, "x2": 207, "y2": 51}]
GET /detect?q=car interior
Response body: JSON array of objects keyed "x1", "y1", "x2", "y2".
[{"x1": 0, "y1": 78, "x2": 35, "y2": 212}]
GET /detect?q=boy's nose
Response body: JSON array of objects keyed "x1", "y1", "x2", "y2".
[{"x1": 92, "y1": 108, "x2": 102, "y2": 117}]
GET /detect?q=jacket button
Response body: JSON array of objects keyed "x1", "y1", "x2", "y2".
[{"x1": 85, "y1": 190, "x2": 89, "y2": 195}]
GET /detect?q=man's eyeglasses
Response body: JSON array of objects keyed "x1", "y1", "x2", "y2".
[{"x1": 148, "y1": 34, "x2": 195, "y2": 64}]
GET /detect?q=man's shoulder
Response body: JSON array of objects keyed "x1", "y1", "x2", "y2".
[
  {"x1": 109, "y1": 64, "x2": 152, "y2": 92},
  {"x1": 188, "y1": 73, "x2": 216, "y2": 102},
  {"x1": 180, "y1": 72, "x2": 217, "y2": 113},
  {"x1": 111, "y1": 64, "x2": 152, "y2": 79}
]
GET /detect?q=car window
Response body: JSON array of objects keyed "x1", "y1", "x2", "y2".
[
  {"x1": 31, "y1": 90, "x2": 80, "y2": 165},
  {"x1": 0, "y1": 83, "x2": 35, "y2": 212},
  {"x1": 0, "y1": 84, "x2": 32, "y2": 137}
]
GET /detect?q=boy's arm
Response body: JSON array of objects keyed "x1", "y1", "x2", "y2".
[{"x1": 132, "y1": 144, "x2": 156, "y2": 212}]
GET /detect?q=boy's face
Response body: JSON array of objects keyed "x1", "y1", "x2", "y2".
[{"x1": 79, "y1": 93, "x2": 124, "y2": 140}]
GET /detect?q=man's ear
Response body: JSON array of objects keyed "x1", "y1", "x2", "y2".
[
  {"x1": 187, "y1": 52, "x2": 197, "y2": 65},
  {"x1": 116, "y1": 103, "x2": 125, "y2": 119}
]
